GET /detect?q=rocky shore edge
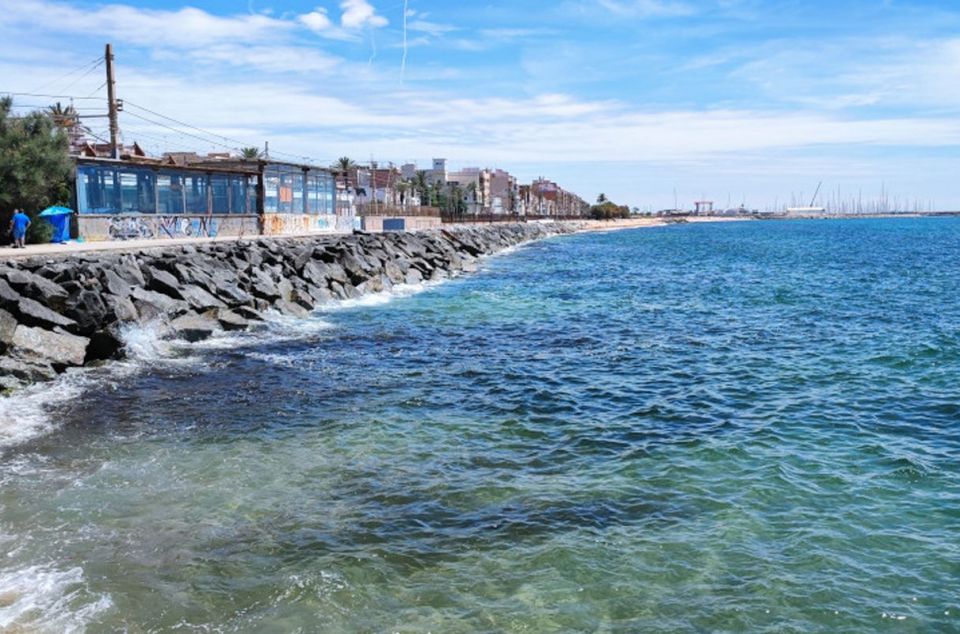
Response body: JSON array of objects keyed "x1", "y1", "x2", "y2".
[{"x1": 0, "y1": 223, "x2": 580, "y2": 394}]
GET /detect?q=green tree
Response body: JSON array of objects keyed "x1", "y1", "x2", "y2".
[
  {"x1": 239, "y1": 146, "x2": 262, "y2": 159},
  {"x1": 597, "y1": 193, "x2": 608, "y2": 204},
  {"x1": 331, "y1": 156, "x2": 357, "y2": 189},
  {"x1": 413, "y1": 170, "x2": 430, "y2": 205},
  {"x1": 0, "y1": 97, "x2": 71, "y2": 242}
]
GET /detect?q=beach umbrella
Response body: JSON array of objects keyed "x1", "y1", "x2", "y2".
[
  {"x1": 38, "y1": 206, "x2": 74, "y2": 217},
  {"x1": 37, "y1": 206, "x2": 74, "y2": 243}
]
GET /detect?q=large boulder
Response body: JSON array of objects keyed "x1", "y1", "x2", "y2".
[
  {"x1": 179, "y1": 284, "x2": 227, "y2": 312},
  {"x1": 130, "y1": 287, "x2": 190, "y2": 322},
  {"x1": 214, "y1": 309, "x2": 251, "y2": 332},
  {"x1": 144, "y1": 266, "x2": 185, "y2": 300},
  {"x1": 63, "y1": 290, "x2": 113, "y2": 334},
  {"x1": 0, "y1": 308, "x2": 17, "y2": 352},
  {"x1": 86, "y1": 325, "x2": 125, "y2": 363},
  {"x1": 168, "y1": 313, "x2": 220, "y2": 343},
  {"x1": 0, "y1": 357, "x2": 58, "y2": 383},
  {"x1": 103, "y1": 294, "x2": 139, "y2": 323},
  {"x1": 0, "y1": 278, "x2": 21, "y2": 309},
  {"x1": 249, "y1": 269, "x2": 280, "y2": 301},
  {"x1": 101, "y1": 269, "x2": 133, "y2": 297},
  {"x1": 17, "y1": 297, "x2": 77, "y2": 330},
  {"x1": 11, "y1": 326, "x2": 89, "y2": 369},
  {"x1": 3, "y1": 269, "x2": 69, "y2": 311}
]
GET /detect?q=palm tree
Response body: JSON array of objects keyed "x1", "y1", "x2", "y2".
[
  {"x1": 47, "y1": 101, "x2": 88, "y2": 152},
  {"x1": 414, "y1": 170, "x2": 430, "y2": 206},
  {"x1": 597, "y1": 193, "x2": 608, "y2": 204},
  {"x1": 239, "y1": 147, "x2": 262, "y2": 159},
  {"x1": 332, "y1": 157, "x2": 357, "y2": 190},
  {"x1": 396, "y1": 181, "x2": 410, "y2": 209}
]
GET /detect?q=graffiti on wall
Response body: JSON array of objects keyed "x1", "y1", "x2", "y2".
[
  {"x1": 157, "y1": 216, "x2": 219, "y2": 239},
  {"x1": 263, "y1": 214, "x2": 344, "y2": 236},
  {"x1": 108, "y1": 215, "x2": 155, "y2": 240},
  {"x1": 105, "y1": 215, "x2": 222, "y2": 241}
]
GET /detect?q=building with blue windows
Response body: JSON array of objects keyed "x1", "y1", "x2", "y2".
[{"x1": 73, "y1": 156, "x2": 352, "y2": 241}]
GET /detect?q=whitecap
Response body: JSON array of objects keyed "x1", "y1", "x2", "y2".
[{"x1": 0, "y1": 564, "x2": 112, "y2": 633}]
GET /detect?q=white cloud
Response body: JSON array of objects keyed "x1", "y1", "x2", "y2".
[
  {"x1": 0, "y1": 0, "x2": 292, "y2": 48},
  {"x1": 299, "y1": 7, "x2": 334, "y2": 32},
  {"x1": 594, "y1": 0, "x2": 694, "y2": 17},
  {"x1": 340, "y1": 0, "x2": 388, "y2": 29},
  {"x1": 408, "y1": 19, "x2": 458, "y2": 36}
]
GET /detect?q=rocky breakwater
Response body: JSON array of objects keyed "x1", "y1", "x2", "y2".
[{"x1": 0, "y1": 223, "x2": 578, "y2": 393}]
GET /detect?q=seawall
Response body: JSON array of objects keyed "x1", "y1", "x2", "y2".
[{"x1": 0, "y1": 223, "x2": 579, "y2": 393}]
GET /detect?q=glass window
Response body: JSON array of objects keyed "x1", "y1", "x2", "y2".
[
  {"x1": 264, "y1": 166, "x2": 281, "y2": 213},
  {"x1": 158, "y1": 173, "x2": 185, "y2": 214},
  {"x1": 211, "y1": 175, "x2": 230, "y2": 214},
  {"x1": 184, "y1": 175, "x2": 208, "y2": 213}
]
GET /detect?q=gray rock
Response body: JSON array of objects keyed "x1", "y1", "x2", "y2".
[
  {"x1": 169, "y1": 313, "x2": 220, "y2": 342},
  {"x1": 64, "y1": 290, "x2": 112, "y2": 334},
  {"x1": 232, "y1": 306, "x2": 266, "y2": 322},
  {"x1": 405, "y1": 269, "x2": 424, "y2": 285},
  {"x1": 215, "y1": 309, "x2": 251, "y2": 332},
  {"x1": 0, "y1": 356, "x2": 57, "y2": 383},
  {"x1": 86, "y1": 325, "x2": 125, "y2": 362},
  {"x1": 115, "y1": 255, "x2": 146, "y2": 286},
  {"x1": 249, "y1": 269, "x2": 280, "y2": 301},
  {"x1": 0, "y1": 308, "x2": 17, "y2": 351},
  {"x1": 17, "y1": 297, "x2": 77, "y2": 330},
  {"x1": 104, "y1": 294, "x2": 139, "y2": 323},
  {"x1": 4, "y1": 269, "x2": 69, "y2": 311},
  {"x1": 274, "y1": 298, "x2": 310, "y2": 318},
  {"x1": 130, "y1": 287, "x2": 190, "y2": 322},
  {"x1": 179, "y1": 284, "x2": 227, "y2": 312},
  {"x1": 145, "y1": 266, "x2": 184, "y2": 300},
  {"x1": 101, "y1": 269, "x2": 133, "y2": 297},
  {"x1": 12, "y1": 326, "x2": 89, "y2": 368},
  {"x1": 0, "y1": 278, "x2": 21, "y2": 309}
]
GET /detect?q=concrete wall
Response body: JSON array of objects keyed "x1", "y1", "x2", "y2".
[
  {"x1": 78, "y1": 214, "x2": 259, "y2": 242},
  {"x1": 261, "y1": 214, "x2": 357, "y2": 236},
  {"x1": 361, "y1": 216, "x2": 442, "y2": 232}
]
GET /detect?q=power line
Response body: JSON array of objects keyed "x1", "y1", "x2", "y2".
[
  {"x1": 0, "y1": 91, "x2": 107, "y2": 101},
  {"x1": 123, "y1": 110, "x2": 240, "y2": 152},
  {"x1": 29, "y1": 57, "x2": 102, "y2": 95},
  {"x1": 124, "y1": 99, "x2": 332, "y2": 165},
  {"x1": 60, "y1": 59, "x2": 105, "y2": 93}
]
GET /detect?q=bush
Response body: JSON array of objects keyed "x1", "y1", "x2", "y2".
[
  {"x1": 0, "y1": 96, "x2": 71, "y2": 233},
  {"x1": 26, "y1": 217, "x2": 53, "y2": 244}
]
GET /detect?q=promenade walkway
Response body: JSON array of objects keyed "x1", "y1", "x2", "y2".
[{"x1": 0, "y1": 217, "x2": 742, "y2": 261}]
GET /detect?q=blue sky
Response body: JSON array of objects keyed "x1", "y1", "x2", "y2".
[{"x1": 2, "y1": 0, "x2": 960, "y2": 210}]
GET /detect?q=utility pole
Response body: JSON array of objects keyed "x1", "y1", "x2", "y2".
[{"x1": 105, "y1": 43, "x2": 120, "y2": 159}]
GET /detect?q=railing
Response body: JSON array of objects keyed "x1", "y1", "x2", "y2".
[
  {"x1": 355, "y1": 204, "x2": 440, "y2": 217},
  {"x1": 441, "y1": 213, "x2": 587, "y2": 224}
]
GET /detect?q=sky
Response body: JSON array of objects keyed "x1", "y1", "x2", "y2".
[{"x1": 2, "y1": 0, "x2": 960, "y2": 210}]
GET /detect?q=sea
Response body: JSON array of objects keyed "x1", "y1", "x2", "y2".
[{"x1": 0, "y1": 217, "x2": 958, "y2": 632}]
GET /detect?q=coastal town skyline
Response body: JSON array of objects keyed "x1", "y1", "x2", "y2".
[{"x1": 3, "y1": 0, "x2": 960, "y2": 210}]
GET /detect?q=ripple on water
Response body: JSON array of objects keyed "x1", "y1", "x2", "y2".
[{"x1": 1, "y1": 218, "x2": 960, "y2": 631}]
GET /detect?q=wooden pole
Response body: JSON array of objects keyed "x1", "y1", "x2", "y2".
[{"x1": 105, "y1": 43, "x2": 120, "y2": 159}]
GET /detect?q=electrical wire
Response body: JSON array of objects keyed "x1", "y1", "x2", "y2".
[
  {"x1": 29, "y1": 57, "x2": 102, "y2": 95},
  {"x1": 0, "y1": 91, "x2": 107, "y2": 101}
]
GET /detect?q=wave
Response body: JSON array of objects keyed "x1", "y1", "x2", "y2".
[
  {"x1": 0, "y1": 270, "x2": 455, "y2": 450},
  {"x1": 0, "y1": 564, "x2": 112, "y2": 633}
]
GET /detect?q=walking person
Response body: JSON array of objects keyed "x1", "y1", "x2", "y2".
[{"x1": 9, "y1": 209, "x2": 30, "y2": 249}]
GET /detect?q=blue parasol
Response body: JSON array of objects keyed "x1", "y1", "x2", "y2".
[
  {"x1": 37, "y1": 207, "x2": 74, "y2": 243},
  {"x1": 38, "y1": 206, "x2": 74, "y2": 217}
]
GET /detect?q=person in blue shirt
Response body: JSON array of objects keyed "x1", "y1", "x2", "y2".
[{"x1": 9, "y1": 209, "x2": 30, "y2": 249}]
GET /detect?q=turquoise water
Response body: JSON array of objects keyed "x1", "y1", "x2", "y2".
[{"x1": 1, "y1": 218, "x2": 959, "y2": 631}]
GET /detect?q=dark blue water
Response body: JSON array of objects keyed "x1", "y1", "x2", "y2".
[{"x1": 1, "y1": 217, "x2": 959, "y2": 631}]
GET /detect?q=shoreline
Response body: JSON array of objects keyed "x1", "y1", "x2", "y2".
[{"x1": 0, "y1": 223, "x2": 579, "y2": 396}]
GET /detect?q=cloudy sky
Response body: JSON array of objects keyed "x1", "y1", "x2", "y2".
[{"x1": 2, "y1": 0, "x2": 959, "y2": 210}]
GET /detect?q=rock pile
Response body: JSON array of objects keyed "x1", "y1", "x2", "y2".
[{"x1": 0, "y1": 223, "x2": 578, "y2": 392}]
